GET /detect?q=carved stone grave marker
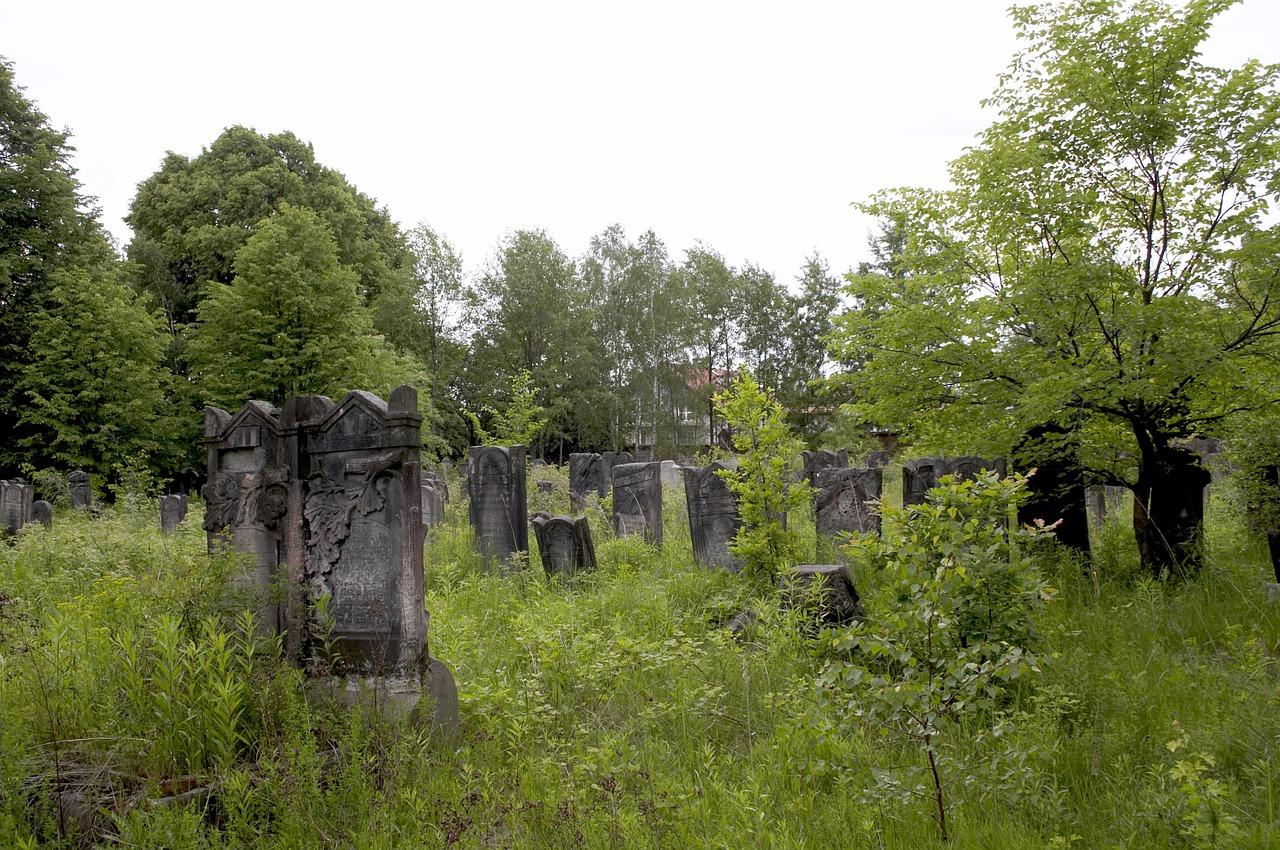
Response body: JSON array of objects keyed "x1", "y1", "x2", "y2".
[
  {"x1": 802, "y1": 449, "x2": 848, "y2": 485},
  {"x1": 32, "y1": 500, "x2": 53, "y2": 529},
  {"x1": 160, "y1": 494, "x2": 188, "y2": 533},
  {"x1": 780, "y1": 565, "x2": 864, "y2": 626},
  {"x1": 532, "y1": 515, "x2": 597, "y2": 576},
  {"x1": 2, "y1": 479, "x2": 34, "y2": 536},
  {"x1": 612, "y1": 462, "x2": 663, "y2": 547},
  {"x1": 468, "y1": 445, "x2": 528, "y2": 566},
  {"x1": 683, "y1": 462, "x2": 741, "y2": 571},
  {"x1": 814, "y1": 467, "x2": 883, "y2": 538},
  {"x1": 69, "y1": 469, "x2": 91, "y2": 510},
  {"x1": 569, "y1": 452, "x2": 604, "y2": 508}
]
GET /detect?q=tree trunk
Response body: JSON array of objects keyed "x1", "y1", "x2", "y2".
[{"x1": 1132, "y1": 444, "x2": 1210, "y2": 577}]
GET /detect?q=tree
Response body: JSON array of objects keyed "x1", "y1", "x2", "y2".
[
  {"x1": 185, "y1": 205, "x2": 393, "y2": 408},
  {"x1": 17, "y1": 266, "x2": 176, "y2": 479},
  {"x1": 126, "y1": 125, "x2": 411, "y2": 337},
  {"x1": 780, "y1": 253, "x2": 843, "y2": 440},
  {"x1": 404, "y1": 223, "x2": 468, "y2": 405},
  {"x1": 831, "y1": 0, "x2": 1280, "y2": 575},
  {"x1": 0, "y1": 57, "x2": 114, "y2": 473},
  {"x1": 736, "y1": 263, "x2": 796, "y2": 396},
  {"x1": 683, "y1": 246, "x2": 740, "y2": 448}
]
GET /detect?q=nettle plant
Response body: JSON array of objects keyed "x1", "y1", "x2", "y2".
[{"x1": 814, "y1": 471, "x2": 1055, "y2": 842}]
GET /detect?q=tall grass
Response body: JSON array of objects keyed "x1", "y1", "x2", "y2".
[{"x1": 0, "y1": 474, "x2": 1276, "y2": 847}]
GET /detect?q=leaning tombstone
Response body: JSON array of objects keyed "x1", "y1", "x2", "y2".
[
  {"x1": 159, "y1": 494, "x2": 188, "y2": 533},
  {"x1": 569, "y1": 452, "x2": 604, "y2": 508},
  {"x1": 683, "y1": 462, "x2": 742, "y2": 571},
  {"x1": 802, "y1": 449, "x2": 849, "y2": 485},
  {"x1": 612, "y1": 462, "x2": 663, "y2": 547},
  {"x1": 32, "y1": 500, "x2": 53, "y2": 529},
  {"x1": 531, "y1": 515, "x2": 597, "y2": 576},
  {"x1": 1, "y1": 479, "x2": 34, "y2": 536},
  {"x1": 468, "y1": 445, "x2": 528, "y2": 566},
  {"x1": 814, "y1": 467, "x2": 883, "y2": 539},
  {"x1": 69, "y1": 469, "x2": 91, "y2": 510},
  {"x1": 780, "y1": 565, "x2": 864, "y2": 626}
]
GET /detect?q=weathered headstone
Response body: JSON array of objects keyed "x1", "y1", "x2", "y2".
[
  {"x1": 569, "y1": 452, "x2": 604, "y2": 507},
  {"x1": 939, "y1": 455, "x2": 1007, "y2": 481},
  {"x1": 863, "y1": 451, "x2": 891, "y2": 470},
  {"x1": 814, "y1": 467, "x2": 883, "y2": 538},
  {"x1": 660, "y1": 460, "x2": 682, "y2": 489},
  {"x1": 536, "y1": 480, "x2": 554, "y2": 496},
  {"x1": 203, "y1": 399, "x2": 288, "y2": 637},
  {"x1": 421, "y1": 472, "x2": 446, "y2": 530},
  {"x1": 802, "y1": 449, "x2": 848, "y2": 485},
  {"x1": 902, "y1": 459, "x2": 939, "y2": 507},
  {"x1": 612, "y1": 461, "x2": 663, "y2": 547},
  {"x1": 683, "y1": 462, "x2": 742, "y2": 571},
  {"x1": 32, "y1": 500, "x2": 53, "y2": 529},
  {"x1": 159, "y1": 494, "x2": 188, "y2": 533},
  {"x1": 531, "y1": 514, "x2": 597, "y2": 576},
  {"x1": 781, "y1": 565, "x2": 864, "y2": 626},
  {"x1": 69, "y1": 469, "x2": 91, "y2": 510},
  {"x1": 1, "y1": 479, "x2": 34, "y2": 536},
  {"x1": 601, "y1": 450, "x2": 634, "y2": 491},
  {"x1": 468, "y1": 444, "x2": 528, "y2": 565}
]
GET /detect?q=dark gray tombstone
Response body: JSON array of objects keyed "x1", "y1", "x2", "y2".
[
  {"x1": 69, "y1": 469, "x2": 91, "y2": 510},
  {"x1": 468, "y1": 445, "x2": 528, "y2": 565},
  {"x1": 864, "y1": 451, "x2": 891, "y2": 470},
  {"x1": 612, "y1": 461, "x2": 663, "y2": 547},
  {"x1": 814, "y1": 467, "x2": 883, "y2": 538},
  {"x1": 683, "y1": 462, "x2": 742, "y2": 571},
  {"x1": 938, "y1": 455, "x2": 1007, "y2": 482},
  {"x1": 423, "y1": 468, "x2": 450, "y2": 502},
  {"x1": 803, "y1": 449, "x2": 848, "y2": 485},
  {"x1": 536, "y1": 480, "x2": 554, "y2": 496},
  {"x1": 781, "y1": 565, "x2": 864, "y2": 626},
  {"x1": 32, "y1": 500, "x2": 53, "y2": 529},
  {"x1": 902, "y1": 460, "x2": 939, "y2": 507},
  {"x1": 531, "y1": 515, "x2": 597, "y2": 576},
  {"x1": 160, "y1": 494, "x2": 188, "y2": 533},
  {"x1": 1, "y1": 479, "x2": 34, "y2": 536},
  {"x1": 569, "y1": 452, "x2": 604, "y2": 507}
]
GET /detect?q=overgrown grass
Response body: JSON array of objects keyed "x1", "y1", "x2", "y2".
[{"x1": 0, "y1": 473, "x2": 1277, "y2": 847}]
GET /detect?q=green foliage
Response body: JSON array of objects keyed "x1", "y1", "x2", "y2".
[
  {"x1": 467, "y1": 368, "x2": 548, "y2": 448},
  {"x1": 714, "y1": 372, "x2": 809, "y2": 580},
  {"x1": 16, "y1": 266, "x2": 177, "y2": 479},
  {"x1": 816, "y1": 472, "x2": 1053, "y2": 842},
  {"x1": 186, "y1": 205, "x2": 400, "y2": 408},
  {"x1": 830, "y1": 0, "x2": 1280, "y2": 576}
]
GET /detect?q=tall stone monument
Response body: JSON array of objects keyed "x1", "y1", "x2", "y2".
[
  {"x1": 683, "y1": 462, "x2": 741, "y2": 571},
  {"x1": 613, "y1": 462, "x2": 662, "y2": 547},
  {"x1": 468, "y1": 445, "x2": 528, "y2": 565}
]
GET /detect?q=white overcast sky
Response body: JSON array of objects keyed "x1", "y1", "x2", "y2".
[{"x1": 3, "y1": 1, "x2": 1278, "y2": 287}]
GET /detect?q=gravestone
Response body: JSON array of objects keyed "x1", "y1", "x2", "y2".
[
  {"x1": 203, "y1": 399, "x2": 288, "y2": 637},
  {"x1": 601, "y1": 450, "x2": 634, "y2": 490},
  {"x1": 814, "y1": 467, "x2": 883, "y2": 538},
  {"x1": 780, "y1": 565, "x2": 864, "y2": 626},
  {"x1": 612, "y1": 462, "x2": 663, "y2": 547},
  {"x1": 863, "y1": 451, "x2": 891, "y2": 470},
  {"x1": 421, "y1": 469, "x2": 448, "y2": 531},
  {"x1": 569, "y1": 452, "x2": 605, "y2": 508},
  {"x1": 69, "y1": 469, "x2": 91, "y2": 510},
  {"x1": 683, "y1": 462, "x2": 742, "y2": 571},
  {"x1": 1, "y1": 479, "x2": 34, "y2": 536},
  {"x1": 938, "y1": 455, "x2": 1007, "y2": 481},
  {"x1": 32, "y1": 500, "x2": 53, "y2": 529},
  {"x1": 531, "y1": 515, "x2": 597, "y2": 576},
  {"x1": 159, "y1": 494, "x2": 188, "y2": 533},
  {"x1": 902, "y1": 459, "x2": 939, "y2": 507},
  {"x1": 660, "y1": 460, "x2": 682, "y2": 489},
  {"x1": 468, "y1": 445, "x2": 528, "y2": 565},
  {"x1": 802, "y1": 449, "x2": 848, "y2": 485}
]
